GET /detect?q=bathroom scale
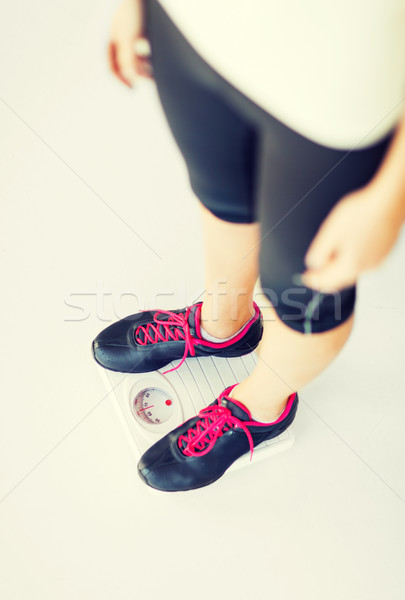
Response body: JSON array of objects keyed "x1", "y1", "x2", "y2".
[{"x1": 98, "y1": 352, "x2": 295, "y2": 476}]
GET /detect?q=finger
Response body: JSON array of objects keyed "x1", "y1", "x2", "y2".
[
  {"x1": 304, "y1": 222, "x2": 338, "y2": 270},
  {"x1": 136, "y1": 57, "x2": 154, "y2": 79},
  {"x1": 107, "y1": 42, "x2": 115, "y2": 73},
  {"x1": 108, "y1": 42, "x2": 133, "y2": 87},
  {"x1": 116, "y1": 39, "x2": 138, "y2": 86},
  {"x1": 134, "y1": 37, "x2": 151, "y2": 58},
  {"x1": 301, "y1": 258, "x2": 357, "y2": 292},
  {"x1": 134, "y1": 38, "x2": 153, "y2": 79}
]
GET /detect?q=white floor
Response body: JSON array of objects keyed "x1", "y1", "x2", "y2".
[{"x1": 1, "y1": 2, "x2": 405, "y2": 599}]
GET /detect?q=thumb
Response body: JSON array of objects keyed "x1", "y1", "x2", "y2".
[
  {"x1": 301, "y1": 254, "x2": 355, "y2": 292},
  {"x1": 116, "y1": 38, "x2": 138, "y2": 87}
]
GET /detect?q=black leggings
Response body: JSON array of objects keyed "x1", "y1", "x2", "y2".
[{"x1": 144, "y1": 0, "x2": 395, "y2": 334}]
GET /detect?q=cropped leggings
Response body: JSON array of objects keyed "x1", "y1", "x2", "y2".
[{"x1": 144, "y1": 0, "x2": 395, "y2": 334}]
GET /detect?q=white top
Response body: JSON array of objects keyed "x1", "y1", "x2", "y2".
[{"x1": 157, "y1": 0, "x2": 405, "y2": 149}]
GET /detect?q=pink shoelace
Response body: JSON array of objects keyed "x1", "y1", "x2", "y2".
[
  {"x1": 178, "y1": 399, "x2": 255, "y2": 461},
  {"x1": 135, "y1": 307, "x2": 196, "y2": 374}
]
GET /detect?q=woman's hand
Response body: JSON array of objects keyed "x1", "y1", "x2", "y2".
[
  {"x1": 301, "y1": 183, "x2": 404, "y2": 292},
  {"x1": 108, "y1": 0, "x2": 153, "y2": 88}
]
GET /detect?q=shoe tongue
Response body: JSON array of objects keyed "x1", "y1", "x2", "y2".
[
  {"x1": 219, "y1": 390, "x2": 253, "y2": 422},
  {"x1": 187, "y1": 303, "x2": 201, "y2": 336}
]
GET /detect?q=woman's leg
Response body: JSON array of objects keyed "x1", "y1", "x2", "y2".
[
  {"x1": 198, "y1": 202, "x2": 354, "y2": 424},
  {"x1": 145, "y1": 0, "x2": 263, "y2": 338},
  {"x1": 145, "y1": 0, "x2": 391, "y2": 423},
  {"x1": 199, "y1": 203, "x2": 259, "y2": 338},
  {"x1": 229, "y1": 126, "x2": 393, "y2": 422},
  {"x1": 232, "y1": 306, "x2": 354, "y2": 422}
]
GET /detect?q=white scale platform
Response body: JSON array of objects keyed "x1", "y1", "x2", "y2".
[{"x1": 98, "y1": 352, "x2": 294, "y2": 476}]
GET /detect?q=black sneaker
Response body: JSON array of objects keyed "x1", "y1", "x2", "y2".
[
  {"x1": 92, "y1": 302, "x2": 263, "y2": 373},
  {"x1": 137, "y1": 385, "x2": 299, "y2": 492}
]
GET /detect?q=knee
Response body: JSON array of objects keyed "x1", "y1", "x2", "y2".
[{"x1": 259, "y1": 269, "x2": 356, "y2": 335}]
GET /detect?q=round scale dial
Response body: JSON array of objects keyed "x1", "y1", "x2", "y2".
[{"x1": 132, "y1": 387, "x2": 174, "y2": 425}]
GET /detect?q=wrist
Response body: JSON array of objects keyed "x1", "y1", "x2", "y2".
[
  {"x1": 367, "y1": 111, "x2": 405, "y2": 224},
  {"x1": 139, "y1": 0, "x2": 148, "y2": 37},
  {"x1": 366, "y1": 178, "x2": 405, "y2": 226}
]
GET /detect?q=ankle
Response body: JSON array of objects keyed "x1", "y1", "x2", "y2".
[
  {"x1": 229, "y1": 382, "x2": 291, "y2": 423},
  {"x1": 200, "y1": 303, "x2": 255, "y2": 339},
  {"x1": 200, "y1": 316, "x2": 251, "y2": 339}
]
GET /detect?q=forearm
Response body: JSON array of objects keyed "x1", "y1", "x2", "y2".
[{"x1": 369, "y1": 105, "x2": 405, "y2": 224}]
